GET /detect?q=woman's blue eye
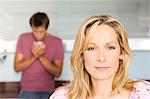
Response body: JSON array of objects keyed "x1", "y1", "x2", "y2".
[
  {"x1": 87, "y1": 47, "x2": 95, "y2": 51},
  {"x1": 108, "y1": 46, "x2": 115, "y2": 50}
]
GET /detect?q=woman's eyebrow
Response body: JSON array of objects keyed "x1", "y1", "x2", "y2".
[{"x1": 106, "y1": 41, "x2": 118, "y2": 45}]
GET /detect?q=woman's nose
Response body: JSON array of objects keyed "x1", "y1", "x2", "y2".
[{"x1": 96, "y1": 50, "x2": 106, "y2": 62}]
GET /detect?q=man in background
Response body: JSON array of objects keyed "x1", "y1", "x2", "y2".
[{"x1": 14, "y1": 12, "x2": 64, "y2": 99}]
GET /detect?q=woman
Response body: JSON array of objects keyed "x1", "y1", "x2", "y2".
[{"x1": 50, "y1": 15, "x2": 150, "y2": 99}]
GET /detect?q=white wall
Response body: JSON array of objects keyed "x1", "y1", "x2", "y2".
[
  {"x1": 1, "y1": 38, "x2": 150, "y2": 81},
  {"x1": 0, "y1": 0, "x2": 150, "y2": 81},
  {"x1": 0, "y1": 0, "x2": 150, "y2": 40}
]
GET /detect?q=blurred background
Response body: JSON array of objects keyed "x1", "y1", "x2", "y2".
[{"x1": 0, "y1": 0, "x2": 150, "y2": 98}]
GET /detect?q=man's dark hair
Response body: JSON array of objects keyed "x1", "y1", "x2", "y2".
[{"x1": 29, "y1": 12, "x2": 49, "y2": 29}]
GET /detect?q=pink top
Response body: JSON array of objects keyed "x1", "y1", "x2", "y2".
[
  {"x1": 16, "y1": 32, "x2": 64, "y2": 92},
  {"x1": 50, "y1": 81, "x2": 150, "y2": 99}
]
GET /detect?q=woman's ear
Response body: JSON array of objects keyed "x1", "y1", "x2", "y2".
[
  {"x1": 119, "y1": 54, "x2": 123, "y2": 60},
  {"x1": 81, "y1": 53, "x2": 84, "y2": 59}
]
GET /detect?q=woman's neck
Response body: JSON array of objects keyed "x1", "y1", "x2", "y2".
[{"x1": 91, "y1": 77, "x2": 114, "y2": 98}]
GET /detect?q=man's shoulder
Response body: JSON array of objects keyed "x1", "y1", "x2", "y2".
[
  {"x1": 19, "y1": 32, "x2": 32, "y2": 38},
  {"x1": 48, "y1": 34, "x2": 62, "y2": 42},
  {"x1": 20, "y1": 32, "x2": 32, "y2": 36}
]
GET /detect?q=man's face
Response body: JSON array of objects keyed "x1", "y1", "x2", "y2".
[{"x1": 32, "y1": 26, "x2": 47, "y2": 41}]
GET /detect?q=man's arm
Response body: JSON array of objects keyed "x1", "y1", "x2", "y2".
[
  {"x1": 14, "y1": 42, "x2": 39, "y2": 72},
  {"x1": 39, "y1": 56, "x2": 63, "y2": 77},
  {"x1": 14, "y1": 52, "x2": 36, "y2": 72}
]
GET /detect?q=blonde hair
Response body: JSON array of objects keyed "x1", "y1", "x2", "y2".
[{"x1": 68, "y1": 15, "x2": 136, "y2": 99}]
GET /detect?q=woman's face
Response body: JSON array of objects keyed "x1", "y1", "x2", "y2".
[{"x1": 83, "y1": 24, "x2": 122, "y2": 81}]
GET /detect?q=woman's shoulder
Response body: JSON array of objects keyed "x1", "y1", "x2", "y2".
[
  {"x1": 49, "y1": 86, "x2": 68, "y2": 99},
  {"x1": 130, "y1": 80, "x2": 150, "y2": 99}
]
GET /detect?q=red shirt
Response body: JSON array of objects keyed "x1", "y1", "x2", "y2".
[{"x1": 16, "y1": 32, "x2": 64, "y2": 92}]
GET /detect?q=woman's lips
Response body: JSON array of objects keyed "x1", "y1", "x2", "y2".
[{"x1": 95, "y1": 67, "x2": 110, "y2": 71}]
